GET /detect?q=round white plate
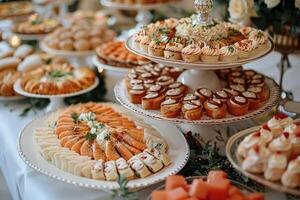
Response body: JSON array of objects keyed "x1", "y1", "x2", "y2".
[
  {"x1": 126, "y1": 35, "x2": 274, "y2": 70},
  {"x1": 40, "y1": 41, "x2": 95, "y2": 57},
  {"x1": 13, "y1": 78, "x2": 99, "y2": 99},
  {"x1": 15, "y1": 33, "x2": 46, "y2": 41},
  {"x1": 0, "y1": 95, "x2": 25, "y2": 101},
  {"x1": 100, "y1": 0, "x2": 176, "y2": 10},
  {"x1": 93, "y1": 56, "x2": 130, "y2": 73},
  {"x1": 226, "y1": 119, "x2": 300, "y2": 196},
  {"x1": 18, "y1": 106, "x2": 190, "y2": 190},
  {"x1": 114, "y1": 77, "x2": 280, "y2": 125}
]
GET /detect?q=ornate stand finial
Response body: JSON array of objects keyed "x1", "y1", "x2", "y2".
[{"x1": 193, "y1": 0, "x2": 213, "y2": 25}]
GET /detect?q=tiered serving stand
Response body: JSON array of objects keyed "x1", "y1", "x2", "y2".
[
  {"x1": 93, "y1": 55, "x2": 132, "y2": 101},
  {"x1": 39, "y1": 41, "x2": 95, "y2": 67},
  {"x1": 100, "y1": 0, "x2": 179, "y2": 38},
  {"x1": 13, "y1": 78, "x2": 99, "y2": 112},
  {"x1": 114, "y1": 0, "x2": 281, "y2": 148}
]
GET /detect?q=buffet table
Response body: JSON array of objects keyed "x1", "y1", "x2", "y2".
[
  {"x1": 0, "y1": 98, "x2": 296, "y2": 200},
  {"x1": 0, "y1": 52, "x2": 299, "y2": 200}
]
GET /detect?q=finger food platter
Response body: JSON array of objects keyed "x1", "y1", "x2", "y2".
[{"x1": 18, "y1": 103, "x2": 189, "y2": 190}]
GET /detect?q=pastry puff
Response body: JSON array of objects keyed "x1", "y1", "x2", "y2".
[
  {"x1": 116, "y1": 158, "x2": 135, "y2": 180},
  {"x1": 128, "y1": 155, "x2": 151, "y2": 178},
  {"x1": 137, "y1": 152, "x2": 163, "y2": 173},
  {"x1": 104, "y1": 161, "x2": 118, "y2": 181},
  {"x1": 242, "y1": 146, "x2": 270, "y2": 173},
  {"x1": 264, "y1": 152, "x2": 288, "y2": 181},
  {"x1": 91, "y1": 159, "x2": 105, "y2": 180},
  {"x1": 281, "y1": 157, "x2": 300, "y2": 188}
]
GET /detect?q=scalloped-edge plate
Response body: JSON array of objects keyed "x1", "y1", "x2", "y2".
[
  {"x1": 126, "y1": 35, "x2": 274, "y2": 70},
  {"x1": 114, "y1": 77, "x2": 280, "y2": 125},
  {"x1": 226, "y1": 119, "x2": 300, "y2": 197},
  {"x1": 13, "y1": 77, "x2": 99, "y2": 99},
  {"x1": 39, "y1": 41, "x2": 95, "y2": 57},
  {"x1": 93, "y1": 56, "x2": 131, "y2": 73},
  {"x1": 100, "y1": 0, "x2": 178, "y2": 10},
  {"x1": 18, "y1": 103, "x2": 189, "y2": 191}
]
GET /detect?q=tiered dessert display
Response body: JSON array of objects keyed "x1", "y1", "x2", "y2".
[
  {"x1": 13, "y1": 60, "x2": 99, "y2": 112},
  {"x1": 226, "y1": 113, "x2": 300, "y2": 196},
  {"x1": 13, "y1": 14, "x2": 60, "y2": 41},
  {"x1": 18, "y1": 102, "x2": 189, "y2": 189},
  {"x1": 0, "y1": 1, "x2": 33, "y2": 21},
  {"x1": 115, "y1": 0, "x2": 279, "y2": 127},
  {"x1": 40, "y1": 23, "x2": 115, "y2": 66},
  {"x1": 100, "y1": 0, "x2": 180, "y2": 37}
]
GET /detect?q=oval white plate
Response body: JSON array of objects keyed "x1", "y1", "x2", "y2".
[
  {"x1": 226, "y1": 119, "x2": 300, "y2": 196},
  {"x1": 18, "y1": 105, "x2": 190, "y2": 190},
  {"x1": 13, "y1": 78, "x2": 99, "y2": 99}
]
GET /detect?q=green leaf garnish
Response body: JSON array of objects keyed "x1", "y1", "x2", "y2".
[
  {"x1": 85, "y1": 132, "x2": 97, "y2": 141},
  {"x1": 48, "y1": 70, "x2": 72, "y2": 80},
  {"x1": 112, "y1": 176, "x2": 138, "y2": 200},
  {"x1": 71, "y1": 112, "x2": 79, "y2": 123}
]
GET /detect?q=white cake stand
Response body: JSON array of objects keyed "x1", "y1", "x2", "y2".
[
  {"x1": 93, "y1": 55, "x2": 130, "y2": 101},
  {"x1": 39, "y1": 41, "x2": 95, "y2": 67},
  {"x1": 117, "y1": 0, "x2": 280, "y2": 151},
  {"x1": 100, "y1": 0, "x2": 179, "y2": 37},
  {"x1": 13, "y1": 78, "x2": 99, "y2": 112}
]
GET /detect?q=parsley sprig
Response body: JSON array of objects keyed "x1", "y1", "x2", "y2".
[
  {"x1": 48, "y1": 70, "x2": 72, "y2": 80},
  {"x1": 85, "y1": 132, "x2": 97, "y2": 141},
  {"x1": 112, "y1": 176, "x2": 138, "y2": 200},
  {"x1": 71, "y1": 112, "x2": 79, "y2": 123}
]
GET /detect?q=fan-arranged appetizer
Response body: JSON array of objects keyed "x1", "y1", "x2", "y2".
[
  {"x1": 0, "y1": 2, "x2": 33, "y2": 19},
  {"x1": 0, "y1": 44, "x2": 65, "y2": 97},
  {"x1": 151, "y1": 170, "x2": 264, "y2": 200},
  {"x1": 237, "y1": 114, "x2": 300, "y2": 189},
  {"x1": 132, "y1": 16, "x2": 270, "y2": 63},
  {"x1": 34, "y1": 102, "x2": 171, "y2": 181},
  {"x1": 14, "y1": 14, "x2": 60, "y2": 35},
  {"x1": 96, "y1": 41, "x2": 151, "y2": 68},
  {"x1": 125, "y1": 64, "x2": 270, "y2": 120},
  {"x1": 20, "y1": 62, "x2": 96, "y2": 95},
  {"x1": 43, "y1": 23, "x2": 115, "y2": 51}
]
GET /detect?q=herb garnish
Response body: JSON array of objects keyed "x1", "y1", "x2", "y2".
[
  {"x1": 112, "y1": 176, "x2": 138, "y2": 200},
  {"x1": 158, "y1": 28, "x2": 169, "y2": 35},
  {"x1": 71, "y1": 112, "x2": 79, "y2": 123},
  {"x1": 48, "y1": 70, "x2": 72, "y2": 80},
  {"x1": 85, "y1": 132, "x2": 97, "y2": 141}
]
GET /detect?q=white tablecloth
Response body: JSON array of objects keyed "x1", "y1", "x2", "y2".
[{"x1": 0, "y1": 52, "x2": 300, "y2": 200}]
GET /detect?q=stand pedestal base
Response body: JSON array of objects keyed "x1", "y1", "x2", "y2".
[
  {"x1": 46, "y1": 97, "x2": 65, "y2": 112},
  {"x1": 177, "y1": 69, "x2": 222, "y2": 92}
]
